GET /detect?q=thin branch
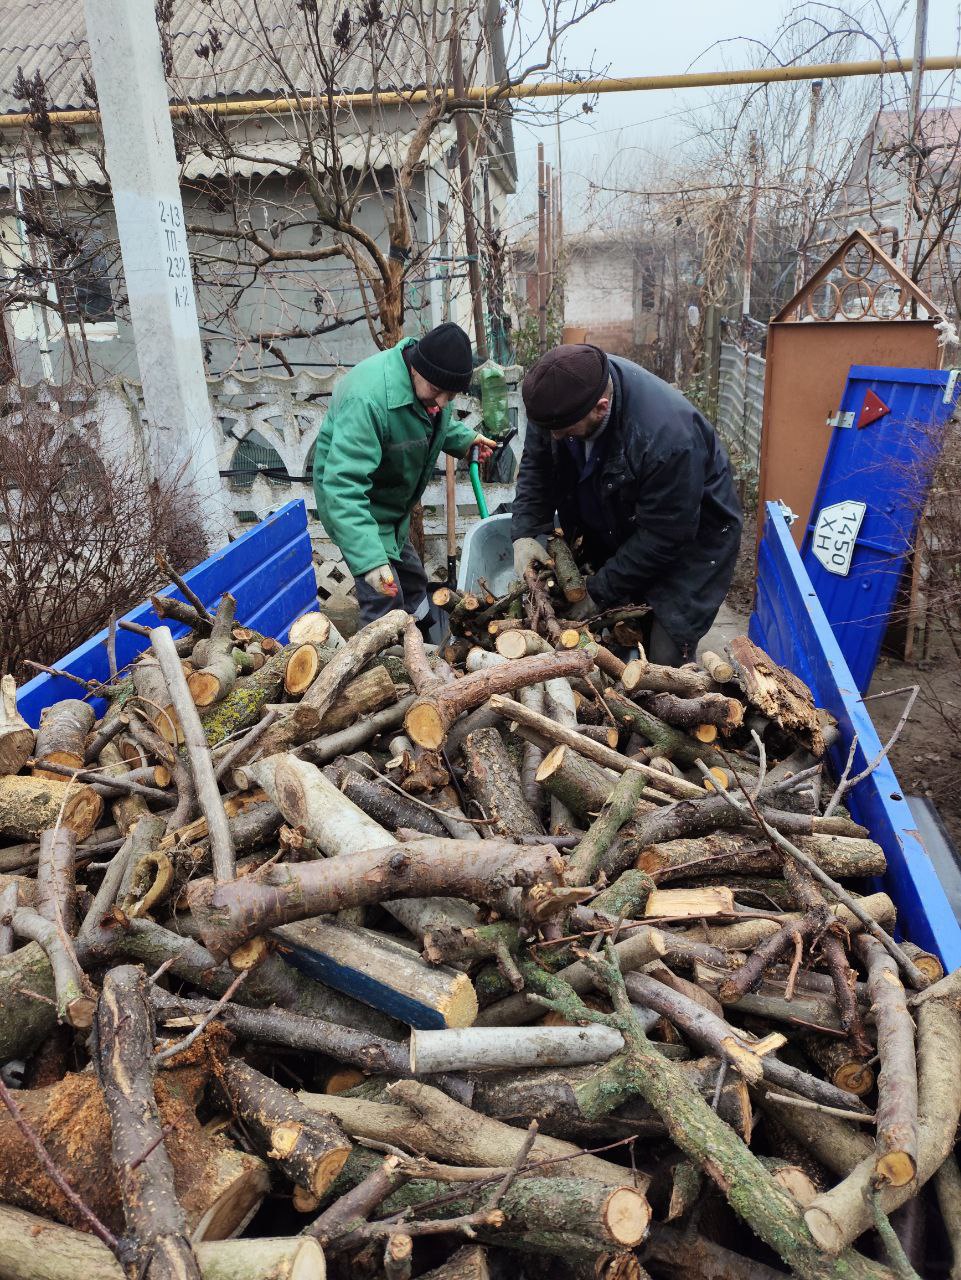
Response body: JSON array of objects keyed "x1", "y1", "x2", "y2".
[{"x1": 153, "y1": 969, "x2": 247, "y2": 1062}]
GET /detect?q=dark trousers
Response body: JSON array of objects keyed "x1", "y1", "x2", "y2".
[{"x1": 354, "y1": 539, "x2": 429, "y2": 625}]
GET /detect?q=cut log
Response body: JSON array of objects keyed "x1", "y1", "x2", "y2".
[
  {"x1": 409, "y1": 1025, "x2": 624, "y2": 1074},
  {"x1": 283, "y1": 643, "x2": 337, "y2": 696},
  {"x1": 187, "y1": 592, "x2": 238, "y2": 707},
  {"x1": 274, "y1": 918, "x2": 478, "y2": 1030},
  {"x1": 11, "y1": 906, "x2": 94, "y2": 1027},
  {"x1": 0, "y1": 674, "x2": 35, "y2": 775},
  {"x1": 463, "y1": 726, "x2": 543, "y2": 838},
  {"x1": 36, "y1": 828, "x2": 78, "y2": 933},
  {"x1": 547, "y1": 535, "x2": 587, "y2": 603},
  {"x1": 97, "y1": 738, "x2": 150, "y2": 835},
  {"x1": 31, "y1": 699, "x2": 95, "y2": 780},
  {"x1": 289, "y1": 611, "x2": 333, "y2": 648},
  {"x1": 495, "y1": 629, "x2": 552, "y2": 659},
  {"x1": 0, "y1": 1204, "x2": 326, "y2": 1280},
  {"x1": 621, "y1": 658, "x2": 717, "y2": 698},
  {"x1": 566, "y1": 771, "x2": 649, "y2": 887},
  {"x1": 300, "y1": 1078, "x2": 650, "y2": 1189},
  {"x1": 535, "y1": 743, "x2": 621, "y2": 819},
  {"x1": 131, "y1": 654, "x2": 178, "y2": 742},
  {"x1": 188, "y1": 834, "x2": 565, "y2": 962},
  {"x1": 406, "y1": 649, "x2": 592, "y2": 750},
  {"x1": 337, "y1": 769, "x2": 447, "y2": 838},
  {"x1": 218, "y1": 1058, "x2": 351, "y2": 1197},
  {"x1": 419, "y1": 1246, "x2": 489, "y2": 1280},
  {"x1": 800, "y1": 1033, "x2": 875, "y2": 1098},
  {"x1": 199, "y1": 644, "x2": 297, "y2": 750},
  {"x1": 643, "y1": 691, "x2": 744, "y2": 732},
  {"x1": 0, "y1": 774, "x2": 103, "y2": 842},
  {"x1": 635, "y1": 832, "x2": 886, "y2": 881},
  {"x1": 804, "y1": 997, "x2": 961, "y2": 1253},
  {"x1": 728, "y1": 635, "x2": 826, "y2": 755},
  {"x1": 856, "y1": 933, "x2": 918, "y2": 1187},
  {"x1": 299, "y1": 609, "x2": 407, "y2": 713},
  {"x1": 644, "y1": 886, "x2": 736, "y2": 918},
  {"x1": 699, "y1": 650, "x2": 735, "y2": 683}
]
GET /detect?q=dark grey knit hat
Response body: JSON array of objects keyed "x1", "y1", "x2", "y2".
[
  {"x1": 409, "y1": 322, "x2": 474, "y2": 393},
  {"x1": 523, "y1": 344, "x2": 610, "y2": 430}
]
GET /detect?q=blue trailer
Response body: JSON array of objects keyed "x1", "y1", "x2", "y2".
[{"x1": 19, "y1": 496, "x2": 961, "y2": 971}]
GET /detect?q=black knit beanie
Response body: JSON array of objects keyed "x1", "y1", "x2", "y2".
[
  {"x1": 522, "y1": 344, "x2": 611, "y2": 430},
  {"x1": 409, "y1": 322, "x2": 474, "y2": 393}
]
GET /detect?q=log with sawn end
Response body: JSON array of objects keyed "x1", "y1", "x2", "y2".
[{"x1": 0, "y1": 674, "x2": 35, "y2": 775}]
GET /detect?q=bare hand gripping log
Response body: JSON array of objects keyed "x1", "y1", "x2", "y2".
[{"x1": 186, "y1": 839, "x2": 571, "y2": 961}]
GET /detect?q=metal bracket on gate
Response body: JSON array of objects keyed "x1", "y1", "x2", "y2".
[
  {"x1": 827, "y1": 411, "x2": 855, "y2": 430},
  {"x1": 944, "y1": 369, "x2": 960, "y2": 405}
]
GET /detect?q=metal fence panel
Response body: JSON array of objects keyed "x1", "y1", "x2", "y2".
[{"x1": 716, "y1": 343, "x2": 765, "y2": 476}]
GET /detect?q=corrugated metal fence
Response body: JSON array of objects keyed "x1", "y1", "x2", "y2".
[{"x1": 716, "y1": 343, "x2": 765, "y2": 475}]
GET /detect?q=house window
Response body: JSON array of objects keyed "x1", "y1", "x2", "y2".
[{"x1": 21, "y1": 189, "x2": 116, "y2": 329}]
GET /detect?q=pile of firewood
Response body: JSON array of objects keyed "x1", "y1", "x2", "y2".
[{"x1": 0, "y1": 552, "x2": 958, "y2": 1280}]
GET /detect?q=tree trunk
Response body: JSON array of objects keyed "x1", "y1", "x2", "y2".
[
  {"x1": 0, "y1": 1204, "x2": 325, "y2": 1280},
  {"x1": 0, "y1": 774, "x2": 103, "y2": 842},
  {"x1": 757, "y1": 1091, "x2": 873, "y2": 1179},
  {"x1": 273, "y1": 918, "x2": 478, "y2": 1030},
  {"x1": 300, "y1": 1078, "x2": 648, "y2": 1188},
  {"x1": 409, "y1": 1025, "x2": 624, "y2": 1074},
  {"x1": 803, "y1": 998, "x2": 961, "y2": 1253},
  {"x1": 300, "y1": 698, "x2": 414, "y2": 766},
  {"x1": 218, "y1": 1059, "x2": 351, "y2": 1197},
  {"x1": 855, "y1": 933, "x2": 918, "y2": 1187},
  {"x1": 636, "y1": 832, "x2": 886, "y2": 881},
  {"x1": 336, "y1": 769, "x2": 448, "y2": 838},
  {"x1": 186, "y1": 828, "x2": 564, "y2": 962},
  {"x1": 800, "y1": 1033, "x2": 875, "y2": 1098},
  {"x1": 11, "y1": 907, "x2": 93, "y2": 1028},
  {"x1": 462, "y1": 726, "x2": 543, "y2": 838},
  {"x1": 31, "y1": 699, "x2": 95, "y2": 779},
  {"x1": 643, "y1": 691, "x2": 744, "y2": 732},
  {"x1": 0, "y1": 674, "x2": 35, "y2": 775},
  {"x1": 406, "y1": 649, "x2": 592, "y2": 750}
]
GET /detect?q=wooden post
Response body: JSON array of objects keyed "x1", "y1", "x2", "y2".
[{"x1": 537, "y1": 143, "x2": 548, "y2": 356}]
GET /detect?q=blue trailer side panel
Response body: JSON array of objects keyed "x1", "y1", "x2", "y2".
[
  {"x1": 800, "y1": 366, "x2": 959, "y2": 692},
  {"x1": 752, "y1": 501, "x2": 961, "y2": 969},
  {"x1": 17, "y1": 501, "x2": 317, "y2": 727}
]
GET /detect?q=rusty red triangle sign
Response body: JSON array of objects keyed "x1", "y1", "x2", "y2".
[{"x1": 857, "y1": 389, "x2": 890, "y2": 429}]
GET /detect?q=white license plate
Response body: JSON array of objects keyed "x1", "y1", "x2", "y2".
[{"x1": 810, "y1": 500, "x2": 866, "y2": 577}]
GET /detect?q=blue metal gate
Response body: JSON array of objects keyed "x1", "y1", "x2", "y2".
[{"x1": 800, "y1": 365, "x2": 960, "y2": 692}]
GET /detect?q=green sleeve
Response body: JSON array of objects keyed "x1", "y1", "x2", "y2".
[
  {"x1": 313, "y1": 397, "x2": 388, "y2": 576},
  {"x1": 442, "y1": 418, "x2": 479, "y2": 458}
]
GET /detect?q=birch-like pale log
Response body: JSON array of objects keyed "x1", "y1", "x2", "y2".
[
  {"x1": 151, "y1": 625, "x2": 234, "y2": 882},
  {"x1": 409, "y1": 1025, "x2": 624, "y2": 1075},
  {"x1": 0, "y1": 674, "x2": 34, "y2": 775}
]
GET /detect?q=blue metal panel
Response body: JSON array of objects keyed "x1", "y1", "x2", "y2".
[
  {"x1": 801, "y1": 365, "x2": 959, "y2": 692},
  {"x1": 753, "y1": 501, "x2": 961, "y2": 969},
  {"x1": 17, "y1": 501, "x2": 317, "y2": 727}
]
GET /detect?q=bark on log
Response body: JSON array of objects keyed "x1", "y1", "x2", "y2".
[
  {"x1": 218, "y1": 1058, "x2": 351, "y2": 1196},
  {"x1": 299, "y1": 610, "x2": 407, "y2": 714},
  {"x1": 419, "y1": 1246, "x2": 489, "y2": 1280},
  {"x1": 31, "y1": 700, "x2": 95, "y2": 779},
  {"x1": 0, "y1": 774, "x2": 103, "y2": 842},
  {"x1": 36, "y1": 828, "x2": 77, "y2": 933},
  {"x1": 97, "y1": 739, "x2": 150, "y2": 835},
  {"x1": 643, "y1": 1224, "x2": 785, "y2": 1280},
  {"x1": 187, "y1": 593, "x2": 238, "y2": 707},
  {"x1": 406, "y1": 649, "x2": 592, "y2": 750},
  {"x1": 0, "y1": 674, "x2": 35, "y2": 775},
  {"x1": 491, "y1": 695, "x2": 704, "y2": 800},
  {"x1": 935, "y1": 1154, "x2": 961, "y2": 1280},
  {"x1": 151, "y1": 626, "x2": 235, "y2": 882},
  {"x1": 522, "y1": 566, "x2": 581, "y2": 648},
  {"x1": 199, "y1": 644, "x2": 297, "y2": 750},
  {"x1": 300, "y1": 1078, "x2": 649, "y2": 1189},
  {"x1": 535, "y1": 744, "x2": 624, "y2": 820},
  {"x1": 0, "y1": 1204, "x2": 325, "y2": 1280},
  {"x1": 131, "y1": 654, "x2": 178, "y2": 742},
  {"x1": 188, "y1": 835, "x2": 565, "y2": 962},
  {"x1": 337, "y1": 769, "x2": 447, "y2": 838},
  {"x1": 409, "y1": 1025, "x2": 624, "y2": 1074},
  {"x1": 728, "y1": 635, "x2": 826, "y2": 755},
  {"x1": 463, "y1": 727, "x2": 543, "y2": 838},
  {"x1": 604, "y1": 689, "x2": 726, "y2": 768},
  {"x1": 621, "y1": 658, "x2": 717, "y2": 698},
  {"x1": 643, "y1": 691, "x2": 744, "y2": 732},
  {"x1": 567, "y1": 771, "x2": 649, "y2": 886},
  {"x1": 803, "y1": 998, "x2": 961, "y2": 1252},
  {"x1": 476, "y1": 928, "x2": 666, "y2": 1028},
  {"x1": 300, "y1": 698, "x2": 415, "y2": 767},
  {"x1": 547, "y1": 535, "x2": 587, "y2": 603},
  {"x1": 856, "y1": 933, "x2": 918, "y2": 1187},
  {"x1": 495, "y1": 629, "x2": 552, "y2": 659},
  {"x1": 636, "y1": 832, "x2": 886, "y2": 881},
  {"x1": 757, "y1": 1091, "x2": 873, "y2": 1180},
  {"x1": 283, "y1": 643, "x2": 336, "y2": 696},
  {"x1": 800, "y1": 1033, "x2": 875, "y2": 1098},
  {"x1": 11, "y1": 907, "x2": 93, "y2": 1028},
  {"x1": 274, "y1": 918, "x2": 479, "y2": 1030},
  {"x1": 328, "y1": 1148, "x2": 650, "y2": 1257}
]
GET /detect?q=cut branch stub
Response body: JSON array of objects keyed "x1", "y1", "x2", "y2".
[{"x1": 31, "y1": 699, "x2": 94, "y2": 779}]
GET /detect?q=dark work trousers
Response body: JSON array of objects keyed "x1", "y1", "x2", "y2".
[{"x1": 354, "y1": 539, "x2": 430, "y2": 626}]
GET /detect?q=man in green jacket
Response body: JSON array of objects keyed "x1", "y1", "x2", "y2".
[{"x1": 313, "y1": 322, "x2": 494, "y2": 626}]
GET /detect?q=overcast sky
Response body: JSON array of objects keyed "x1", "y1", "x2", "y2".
[{"x1": 507, "y1": 0, "x2": 961, "y2": 230}]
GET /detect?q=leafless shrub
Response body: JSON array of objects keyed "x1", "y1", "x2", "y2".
[{"x1": 0, "y1": 391, "x2": 206, "y2": 678}]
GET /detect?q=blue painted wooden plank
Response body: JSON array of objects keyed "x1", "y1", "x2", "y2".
[
  {"x1": 17, "y1": 501, "x2": 313, "y2": 728},
  {"x1": 752, "y1": 501, "x2": 961, "y2": 969}
]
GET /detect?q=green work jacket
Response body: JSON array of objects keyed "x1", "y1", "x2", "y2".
[{"x1": 313, "y1": 339, "x2": 477, "y2": 576}]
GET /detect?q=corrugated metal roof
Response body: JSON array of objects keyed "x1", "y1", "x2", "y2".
[
  {"x1": 0, "y1": 122, "x2": 457, "y2": 187},
  {"x1": 0, "y1": 0, "x2": 445, "y2": 114}
]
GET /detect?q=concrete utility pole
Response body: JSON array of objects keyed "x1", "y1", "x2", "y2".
[
  {"x1": 901, "y1": 0, "x2": 929, "y2": 274},
  {"x1": 537, "y1": 143, "x2": 548, "y2": 356},
  {"x1": 84, "y1": 0, "x2": 230, "y2": 546}
]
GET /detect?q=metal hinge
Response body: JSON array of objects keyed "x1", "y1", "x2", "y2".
[{"x1": 827, "y1": 411, "x2": 855, "y2": 429}]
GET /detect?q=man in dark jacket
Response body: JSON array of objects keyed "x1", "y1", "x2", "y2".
[{"x1": 511, "y1": 344, "x2": 742, "y2": 665}]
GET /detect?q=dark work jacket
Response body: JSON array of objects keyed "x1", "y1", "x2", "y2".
[{"x1": 511, "y1": 355, "x2": 743, "y2": 648}]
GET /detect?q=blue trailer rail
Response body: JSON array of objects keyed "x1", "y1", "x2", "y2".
[
  {"x1": 752, "y1": 500, "x2": 961, "y2": 970},
  {"x1": 16, "y1": 500, "x2": 317, "y2": 727}
]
